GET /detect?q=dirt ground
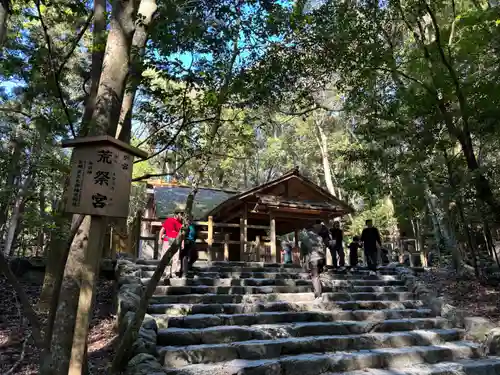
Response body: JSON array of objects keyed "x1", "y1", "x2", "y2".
[
  {"x1": 0, "y1": 273, "x2": 116, "y2": 375},
  {"x1": 415, "y1": 267, "x2": 500, "y2": 323}
]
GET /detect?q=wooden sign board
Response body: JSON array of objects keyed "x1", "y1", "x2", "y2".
[{"x1": 65, "y1": 145, "x2": 134, "y2": 217}]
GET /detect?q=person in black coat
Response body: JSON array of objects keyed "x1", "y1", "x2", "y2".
[
  {"x1": 329, "y1": 221, "x2": 345, "y2": 268},
  {"x1": 360, "y1": 219, "x2": 382, "y2": 274}
]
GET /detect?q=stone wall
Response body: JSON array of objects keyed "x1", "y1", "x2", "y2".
[{"x1": 115, "y1": 255, "x2": 167, "y2": 375}]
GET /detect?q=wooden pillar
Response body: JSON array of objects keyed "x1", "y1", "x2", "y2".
[
  {"x1": 240, "y1": 211, "x2": 247, "y2": 261},
  {"x1": 207, "y1": 216, "x2": 214, "y2": 262},
  {"x1": 270, "y1": 211, "x2": 279, "y2": 263},
  {"x1": 255, "y1": 235, "x2": 261, "y2": 262},
  {"x1": 224, "y1": 233, "x2": 230, "y2": 261}
]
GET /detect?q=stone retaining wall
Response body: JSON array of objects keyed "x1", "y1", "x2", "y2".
[{"x1": 115, "y1": 256, "x2": 167, "y2": 375}]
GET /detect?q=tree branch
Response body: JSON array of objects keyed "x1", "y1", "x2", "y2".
[
  {"x1": 0, "y1": 107, "x2": 33, "y2": 118},
  {"x1": 132, "y1": 153, "x2": 202, "y2": 181},
  {"x1": 56, "y1": 11, "x2": 94, "y2": 78},
  {"x1": 35, "y1": 0, "x2": 76, "y2": 137}
]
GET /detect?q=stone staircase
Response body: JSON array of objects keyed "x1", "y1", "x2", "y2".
[{"x1": 133, "y1": 261, "x2": 500, "y2": 375}]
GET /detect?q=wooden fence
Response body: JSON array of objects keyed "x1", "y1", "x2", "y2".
[{"x1": 133, "y1": 214, "x2": 275, "y2": 262}]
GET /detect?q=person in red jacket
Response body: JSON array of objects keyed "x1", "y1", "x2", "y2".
[{"x1": 158, "y1": 211, "x2": 183, "y2": 277}]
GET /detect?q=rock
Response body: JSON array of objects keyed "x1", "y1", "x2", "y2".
[
  {"x1": 125, "y1": 353, "x2": 166, "y2": 375},
  {"x1": 412, "y1": 283, "x2": 436, "y2": 302},
  {"x1": 139, "y1": 327, "x2": 157, "y2": 345},
  {"x1": 119, "y1": 275, "x2": 143, "y2": 287},
  {"x1": 143, "y1": 314, "x2": 158, "y2": 332},
  {"x1": 428, "y1": 297, "x2": 445, "y2": 317},
  {"x1": 131, "y1": 336, "x2": 157, "y2": 356},
  {"x1": 441, "y1": 303, "x2": 467, "y2": 328},
  {"x1": 463, "y1": 317, "x2": 496, "y2": 342},
  {"x1": 483, "y1": 327, "x2": 500, "y2": 355},
  {"x1": 120, "y1": 282, "x2": 144, "y2": 296},
  {"x1": 386, "y1": 262, "x2": 401, "y2": 269}
]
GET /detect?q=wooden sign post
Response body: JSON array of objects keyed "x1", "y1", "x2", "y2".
[{"x1": 61, "y1": 136, "x2": 147, "y2": 375}]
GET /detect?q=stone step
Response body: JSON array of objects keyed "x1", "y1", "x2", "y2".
[
  {"x1": 148, "y1": 300, "x2": 425, "y2": 315},
  {"x1": 156, "y1": 318, "x2": 452, "y2": 346},
  {"x1": 140, "y1": 269, "x2": 401, "y2": 281},
  {"x1": 136, "y1": 259, "x2": 302, "y2": 269},
  {"x1": 152, "y1": 308, "x2": 436, "y2": 329},
  {"x1": 151, "y1": 284, "x2": 408, "y2": 295},
  {"x1": 137, "y1": 261, "x2": 400, "y2": 275},
  {"x1": 150, "y1": 291, "x2": 414, "y2": 305},
  {"x1": 160, "y1": 277, "x2": 406, "y2": 287},
  {"x1": 160, "y1": 329, "x2": 462, "y2": 366},
  {"x1": 148, "y1": 300, "x2": 426, "y2": 316},
  {"x1": 162, "y1": 341, "x2": 481, "y2": 375},
  {"x1": 325, "y1": 357, "x2": 500, "y2": 375}
]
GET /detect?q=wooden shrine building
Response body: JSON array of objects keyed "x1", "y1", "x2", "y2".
[{"x1": 136, "y1": 167, "x2": 353, "y2": 263}]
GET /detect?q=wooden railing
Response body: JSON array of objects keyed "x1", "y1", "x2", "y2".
[{"x1": 137, "y1": 216, "x2": 274, "y2": 262}]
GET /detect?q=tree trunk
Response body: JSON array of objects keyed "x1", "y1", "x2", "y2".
[
  {"x1": 5, "y1": 195, "x2": 26, "y2": 257},
  {"x1": 112, "y1": 0, "x2": 158, "y2": 255},
  {"x1": 38, "y1": 0, "x2": 107, "y2": 313},
  {"x1": 42, "y1": 215, "x2": 90, "y2": 375},
  {"x1": 44, "y1": 0, "x2": 141, "y2": 372},
  {"x1": 38, "y1": 186, "x2": 46, "y2": 256},
  {"x1": 314, "y1": 117, "x2": 336, "y2": 196},
  {"x1": 0, "y1": 0, "x2": 9, "y2": 47},
  {"x1": 116, "y1": 0, "x2": 157, "y2": 142},
  {"x1": 0, "y1": 136, "x2": 22, "y2": 242},
  {"x1": 38, "y1": 201, "x2": 71, "y2": 312},
  {"x1": 80, "y1": 0, "x2": 106, "y2": 135},
  {"x1": 91, "y1": 0, "x2": 140, "y2": 136}
]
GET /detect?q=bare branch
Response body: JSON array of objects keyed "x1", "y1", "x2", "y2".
[
  {"x1": 4, "y1": 333, "x2": 30, "y2": 375},
  {"x1": 278, "y1": 105, "x2": 320, "y2": 116},
  {"x1": 0, "y1": 107, "x2": 33, "y2": 118},
  {"x1": 56, "y1": 11, "x2": 94, "y2": 78},
  {"x1": 132, "y1": 153, "x2": 202, "y2": 181},
  {"x1": 35, "y1": 0, "x2": 76, "y2": 137}
]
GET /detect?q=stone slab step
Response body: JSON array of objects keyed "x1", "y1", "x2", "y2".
[
  {"x1": 150, "y1": 291, "x2": 414, "y2": 305},
  {"x1": 137, "y1": 261, "x2": 400, "y2": 275},
  {"x1": 326, "y1": 357, "x2": 500, "y2": 375},
  {"x1": 148, "y1": 300, "x2": 425, "y2": 315},
  {"x1": 136, "y1": 259, "x2": 302, "y2": 269},
  {"x1": 156, "y1": 318, "x2": 452, "y2": 346},
  {"x1": 152, "y1": 309, "x2": 435, "y2": 329},
  {"x1": 140, "y1": 270, "x2": 401, "y2": 281},
  {"x1": 160, "y1": 277, "x2": 406, "y2": 287},
  {"x1": 151, "y1": 284, "x2": 408, "y2": 295},
  {"x1": 160, "y1": 329, "x2": 462, "y2": 366},
  {"x1": 163, "y1": 341, "x2": 481, "y2": 375}
]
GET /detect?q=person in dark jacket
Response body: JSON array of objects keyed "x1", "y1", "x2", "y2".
[
  {"x1": 301, "y1": 221, "x2": 327, "y2": 300},
  {"x1": 360, "y1": 219, "x2": 382, "y2": 274},
  {"x1": 329, "y1": 221, "x2": 345, "y2": 268},
  {"x1": 179, "y1": 220, "x2": 198, "y2": 277},
  {"x1": 348, "y1": 236, "x2": 361, "y2": 270}
]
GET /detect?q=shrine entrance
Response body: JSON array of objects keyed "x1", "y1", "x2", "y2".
[{"x1": 206, "y1": 167, "x2": 354, "y2": 263}]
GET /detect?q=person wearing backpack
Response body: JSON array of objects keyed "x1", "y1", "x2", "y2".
[{"x1": 179, "y1": 220, "x2": 198, "y2": 277}]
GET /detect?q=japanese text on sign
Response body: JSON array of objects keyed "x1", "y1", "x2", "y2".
[{"x1": 65, "y1": 146, "x2": 134, "y2": 217}]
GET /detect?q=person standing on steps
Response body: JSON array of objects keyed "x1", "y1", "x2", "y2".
[
  {"x1": 360, "y1": 219, "x2": 382, "y2": 275},
  {"x1": 158, "y1": 211, "x2": 183, "y2": 277},
  {"x1": 179, "y1": 219, "x2": 198, "y2": 278},
  {"x1": 318, "y1": 221, "x2": 333, "y2": 264},
  {"x1": 329, "y1": 221, "x2": 345, "y2": 269},
  {"x1": 347, "y1": 235, "x2": 361, "y2": 271},
  {"x1": 301, "y1": 220, "x2": 328, "y2": 301}
]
